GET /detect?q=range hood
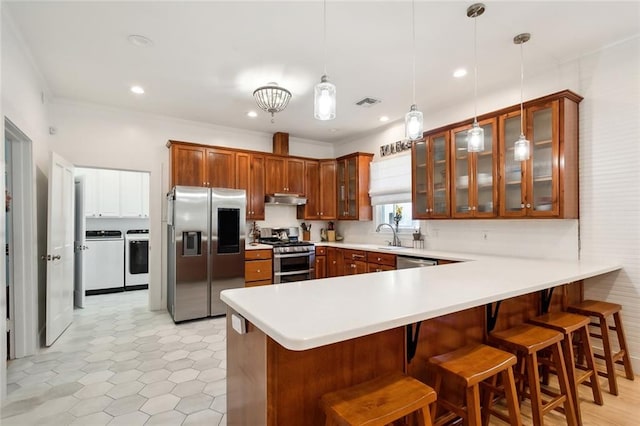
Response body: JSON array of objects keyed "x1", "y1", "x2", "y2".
[{"x1": 265, "y1": 193, "x2": 307, "y2": 205}]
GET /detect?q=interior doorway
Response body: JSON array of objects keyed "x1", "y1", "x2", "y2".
[{"x1": 4, "y1": 118, "x2": 37, "y2": 359}]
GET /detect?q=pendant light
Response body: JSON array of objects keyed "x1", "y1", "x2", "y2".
[
  {"x1": 513, "y1": 33, "x2": 531, "y2": 161},
  {"x1": 466, "y1": 3, "x2": 485, "y2": 152},
  {"x1": 314, "y1": 0, "x2": 336, "y2": 120},
  {"x1": 405, "y1": 0, "x2": 423, "y2": 140}
]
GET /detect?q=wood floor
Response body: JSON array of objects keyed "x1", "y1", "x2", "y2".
[{"x1": 489, "y1": 371, "x2": 639, "y2": 425}]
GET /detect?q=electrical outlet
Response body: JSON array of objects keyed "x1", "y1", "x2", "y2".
[
  {"x1": 432, "y1": 228, "x2": 439, "y2": 238},
  {"x1": 482, "y1": 231, "x2": 488, "y2": 241}
]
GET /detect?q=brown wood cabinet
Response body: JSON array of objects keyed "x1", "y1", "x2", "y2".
[
  {"x1": 236, "y1": 152, "x2": 265, "y2": 220},
  {"x1": 298, "y1": 159, "x2": 337, "y2": 220},
  {"x1": 499, "y1": 94, "x2": 579, "y2": 218},
  {"x1": 244, "y1": 249, "x2": 272, "y2": 287},
  {"x1": 265, "y1": 156, "x2": 305, "y2": 195},
  {"x1": 169, "y1": 142, "x2": 237, "y2": 188},
  {"x1": 451, "y1": 117, "x2": 498, "y2": 218},
  {"x1": 412, "y1": 131, "x2": 451, "y2": 219},
  {"x1": 315, "y1": 246, "x2": 327, "y2": 279},
  {"x1": 169, "y1": 143, "x2": 206, "y2": 187},
  {"x1": 336, "y1": 153, "x2": 373, "y2": 221},
  {"x1": 327, "y1": 247, "x2": 342, "y2": 278},
  {"x1": 366, "y1": 251, "x2": 396, "y2": 273},
  {"x1": 410, "y1": 90, "x2": 581, "y2": 220},
  {"x1": 343, "y1": 249, "x2": 367, "y2": 275}
]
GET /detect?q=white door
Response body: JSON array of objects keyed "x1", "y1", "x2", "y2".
[
  {"x1": 46, "y1": 152, "x2": 75, "y2": 346},
  {"x1": 73, "y1": 176, "x2": 86, "y2": 308}
]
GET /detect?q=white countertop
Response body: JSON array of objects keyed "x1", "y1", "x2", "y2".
[{"x1": 224, "y1": 250, "x2": 621, "y2": 351}]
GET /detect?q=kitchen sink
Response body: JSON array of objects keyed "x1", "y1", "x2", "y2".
[{"x1": 376, "y1": 246, "x2": 409, "y2": 250}]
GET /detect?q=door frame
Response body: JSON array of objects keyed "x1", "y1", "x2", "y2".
[{"x1": 4, "y1": 119, "x2": 38, "y2": 358}]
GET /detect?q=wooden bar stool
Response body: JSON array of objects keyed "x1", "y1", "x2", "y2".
[
  {"x1": 319, "y1": 371, "x2": 437, "y2": 426},
  {"x1": 529, "y1": 311, "x2": 603, "y2": 425},
  {"x1": 488, "y1": 324, "x2": 578, "y2": 426},
  {"x1": 567, "y1": 300, "x2": 635, "y2": 395},
  {"x1": 428, "y1": 344, "x2": 522, "y2": 426}
]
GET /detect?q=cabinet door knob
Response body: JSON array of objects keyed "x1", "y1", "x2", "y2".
[
  {"x1": 257, "y1": 269, "x2": 260, "y2": 273},
  {"x1": 526, "y1": 203, "x2": 531, "y2": 208}
]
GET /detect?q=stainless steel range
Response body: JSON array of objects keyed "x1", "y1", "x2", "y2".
[{"x1": 260, "y1": 227, "x2": 315, "y2": 283}]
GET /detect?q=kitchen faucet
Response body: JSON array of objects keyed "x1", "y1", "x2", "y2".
[{"x1": 376, "y1": 223, "x2": 401, "y2": 247}]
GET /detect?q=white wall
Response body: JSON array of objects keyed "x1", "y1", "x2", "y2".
[
  {"x1": 578, "y1": 36, "x2": 640, "y2": 372},
  {"x1": 2, "y1": 7, "x2": 52, "y2": 374},
  {"x1": 338, "y1": 36, "x2": 640, "y2": 370}
]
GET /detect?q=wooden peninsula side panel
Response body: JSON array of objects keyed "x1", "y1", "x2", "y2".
[{"x1": 227, "y1": 309, "x2": 405, "y2": 425}]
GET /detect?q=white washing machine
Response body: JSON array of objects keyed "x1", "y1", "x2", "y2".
[
  {"x1": 125, "y1": 229, "x2": 149, "y2": 289},
  {"x1": 85, "y1": 230, "x2": 125, "y2": 294}
]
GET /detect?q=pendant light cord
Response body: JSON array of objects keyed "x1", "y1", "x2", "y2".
[
  {"x1": 473, "y1": 13, "x2": 478, "y2": 123},
  {"x1": 323, "y1": 0, "x2": 327, "y2": 76},
  {"x1": 519, "y1": 41, "x2": 525, "y2": 135},
  {"x1": 411, "y1": 0, "x2": 416, "y2": 105}
]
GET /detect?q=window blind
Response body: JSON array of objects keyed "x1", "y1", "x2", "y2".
[{"x1": 368, "y1": 152, "x2": 412, "y2": 205}]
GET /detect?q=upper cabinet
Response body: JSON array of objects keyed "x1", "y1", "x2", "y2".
[
  {"x1": 169, "y1": 143, "x2": 206, "y2": 187},
  {"x1": 265, "y1": 156, "x2": 305, "y2": 195},
  {"x1": 206, "y1": 148, "x2": 236, "y2": 188},
  {"x1": 169, "y1": 142, "x2": 237, "y2": 189},
  {"x1": 298, "y1": 159, "x2": 337, "y2": 220},
  {"x1": 499, "y1": 95, "x2": 579, "y2": 218},
  {"x1": 412, "y1": 131, "x2": 451, "y2": 219},
  {"x1": 451, "y1": 117, "x2": 498, "y2": 218},
  {"x1": 336, "y1": 153, "x2": 373, "y2": 221},
  {"x1": 236, "y1": 152, "x2": 265, "y2": 220},
  {"x1": 77, "y1": 168, "x2": 148, "y2": 218},
  {"x1": 411, "y1": 90, "x2": 581, "y2": 220}
]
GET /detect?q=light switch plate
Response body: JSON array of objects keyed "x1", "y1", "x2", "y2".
[{"x1": 231, "y1": 313, "x2": 247, "y2": 335}]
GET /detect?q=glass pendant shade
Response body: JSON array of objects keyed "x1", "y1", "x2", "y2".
[
  {"x1": 405, "y1": 104, "x2": 424, "y2": 140},
  {"x1": 466, "y1": 121, "x2": 484, "y2": 152},
  {"x1": 514, "y1": 133, "x2": 530, "y2": 161},
  {"x1": 314, "y1": 75, "x2": 336, "y2": 120}
]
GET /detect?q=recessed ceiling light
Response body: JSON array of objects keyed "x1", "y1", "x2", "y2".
[
  {"x1": 128, "y1": 34, "x2": 154, "y2": 48},
  {"x1": 247, "y1": 111, "x2": 258, "y2": 118},
  {"x1": 379, "y1": 116, "x2": 389, "y2": 122},
  {"x1": 453, "y1": 68, "x2": 468, "y2": 78},
  {"x1": 130, "y1": 85, "x2": 145, "y2": 94}
]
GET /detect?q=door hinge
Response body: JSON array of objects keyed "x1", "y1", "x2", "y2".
[{"x1": 6, "y1": 318, "x2": 13, "y2": 333}]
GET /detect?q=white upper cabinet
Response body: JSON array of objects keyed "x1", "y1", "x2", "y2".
[
  {"x1": 76, "y1": 168, "x2": 148, "y2": 218},
  {"x1": 120, "y1": 171, "x2": 149, "y2": 218}
]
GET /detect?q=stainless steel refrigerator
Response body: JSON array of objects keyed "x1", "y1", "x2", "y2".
[{"x1": 167, "y1": 186, "x2": 246, "y2": 322}]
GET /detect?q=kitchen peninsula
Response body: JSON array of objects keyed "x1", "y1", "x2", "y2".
[{"x1": 221, "y1": 253, "x2": 621, "y2": 425}]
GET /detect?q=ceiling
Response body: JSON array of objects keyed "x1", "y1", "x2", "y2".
[{"x1": 4, "y1": 1, "x2": 639, "y2": 143}]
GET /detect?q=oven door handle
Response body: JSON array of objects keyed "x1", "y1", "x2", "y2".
[
  {"x1": 274, "y1": 269, "x2": 313, "y2": 276},
  {"x1": 273, "y1": 252, "x2": 314, "y2": 259}
]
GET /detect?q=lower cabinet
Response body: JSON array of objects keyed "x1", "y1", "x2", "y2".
[
  {"x1": 315, "y1": 247, "x2": 327, "y2": 279},
  {"x1": 343, "y1": 249, "x2": 368, "y2": 275},
  {"x1": 327, "y1": 247, "x2": 342, "y2": 278},
  {"x1": 245, "y1": 249, "x2": 273, "y2": 287},
  {"x1": 367, "y1": 252, "x2": 397, "y2": 273}
]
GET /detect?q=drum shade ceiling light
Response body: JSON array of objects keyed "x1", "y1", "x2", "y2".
[
  {"x1": 466, "y1": 3, "x2": 485, "y2": 153},
  {"x1": 253, "y1": 82, "x2": 292, "y2": 123},
  {"x1": 514, "y1": 32, "x2": 531, "y2": 161}
]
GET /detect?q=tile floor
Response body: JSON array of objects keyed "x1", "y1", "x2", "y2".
[{"x1": 2, "y1": 290, "x2": 227, "y2": 425}]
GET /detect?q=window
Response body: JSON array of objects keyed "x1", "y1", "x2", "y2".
[{"x1": 375, "y1": 202, "x2": 418, "y2": 233}]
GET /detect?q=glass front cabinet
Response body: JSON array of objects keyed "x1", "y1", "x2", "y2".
[
  {"x1": 499, "y1": 95, "x2": 579, "y2": 218},
  {"x1": 450, "y1": 117, "x2": 498, "y2": 218},
  {"x1": 412, "y1": 132, "x2": 451, "y2": 219},
  {"x1": 410, "y1": 90, "x2": 581, "y2": 220}
]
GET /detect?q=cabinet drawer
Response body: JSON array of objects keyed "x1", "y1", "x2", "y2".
[
  {"x1": 343, "y1": 249, "x2": 367, "y2": 261},
  {"x1": 366, "y1": 252, "x2": 396, "y2": 267},
  {"x1": 245, "y1": 259, "x2": 272, "y2": 282},
  {"x1": 245, "y1": 279, "x2": 272, "y2": 287},
  {"x1": 245, "y1": 249, "x2": 273, "y2": 260},
  {"x1": 316, "y1": 246, "x2": 327, "y2": 256},
  {"x1": 367, "y1": 263, "x2": 395, "y2": 273}
]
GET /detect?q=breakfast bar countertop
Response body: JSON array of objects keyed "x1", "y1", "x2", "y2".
[{"x1": 221, "y1": 252, "x2": 621, "y2": 351}]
